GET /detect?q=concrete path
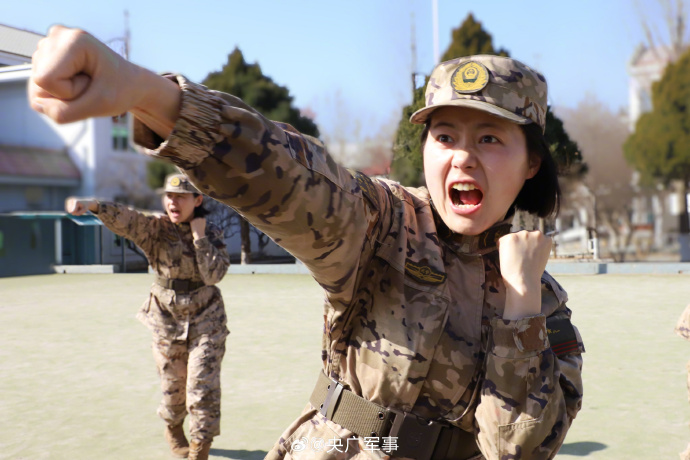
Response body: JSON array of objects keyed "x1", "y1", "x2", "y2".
[{"x1": 1, "y1": 273, "x2": 689, "y2": 459}]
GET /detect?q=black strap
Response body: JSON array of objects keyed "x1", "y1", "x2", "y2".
[
  {"x1": 309, "y1": 372, "x2": 480, "y2": 460},
  {"x1": 154, "y1": 274, "x2": 205, "y2": 293}
]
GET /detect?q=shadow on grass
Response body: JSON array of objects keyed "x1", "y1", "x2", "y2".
[
  {"x1": 210, "y1": 448, "x2": 268, "y2": 460},
  {"x1": 559, "y1": 441, "x2": 607, "y2": 456}
]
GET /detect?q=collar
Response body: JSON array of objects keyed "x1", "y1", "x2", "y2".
[{"x1": 427, "y1": 192, "x2": 513, "y2": 256}]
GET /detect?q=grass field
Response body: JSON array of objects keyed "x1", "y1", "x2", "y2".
[{"x1": 1, "y1": 273, "x2": 689, "y2": 459}]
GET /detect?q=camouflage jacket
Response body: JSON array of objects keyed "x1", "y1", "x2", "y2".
[
  {"x1": 676, "y1": 304, "x2": 690, "y2": 341},
  {"x1": 133, "y1": 76, "x2": 584, "y2": 459},
  {"x1": 96, "y1": 202, "x2": 230, "y2": 341}
]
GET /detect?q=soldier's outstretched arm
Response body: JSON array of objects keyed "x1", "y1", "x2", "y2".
[
  {"x1": 65, "y1": 197, "x2": 158, "y2": 255},
  {"x1": 29, "y1": 25, "x2": 180, "y2": 139},
  {"x1": 37, "y1": 26, "x2": 382, "y2": 309}
]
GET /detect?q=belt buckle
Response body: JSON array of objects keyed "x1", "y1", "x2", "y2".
[
  {"x1": 174, "y1": 279, "x2": 190, "y2": 292},
  {"x1": 319, "y1": 377, "x2": 345, "y2": 420},
  {"x1": 384, "y1": 408, "x2": 445, "y2": 460}
]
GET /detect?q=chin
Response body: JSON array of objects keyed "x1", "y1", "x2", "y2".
[{"x1": 444, "y1": 215, "x2": 491, "y2": 236}]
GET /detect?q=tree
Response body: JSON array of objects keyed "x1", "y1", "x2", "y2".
[
  {"x1": 624, "y1": 46, "x2": 690, "y2": 259},
  {"x1": 559, "y1": 99, "x2": 636, "y2": 261},
  {"x1": 390, "y1": 13, "x2": 582, "y2": 189},
  {"x1": 201, "y1": 48, "x2": 319, "y2": 263},
  {"x1": 203, "y1": 48, "x2": 319, "y2": 137},
  {"x1": 147, "y1": 159, "x2": 177, "y2": 190}
]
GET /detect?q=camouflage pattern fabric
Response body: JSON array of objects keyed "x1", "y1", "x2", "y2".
[
  {"x1": 96, "y1": 202, "x2": 230, "y2": 442},
  {"x1": 676, "y1": 304, "x2": 690, "y2": 459},
  {"x1": 676, "y1": 304, "x2": 690, "y2": 342},
  {"x1": 409, "y1": 55, "x2": 548, "y2": 132},
  {"x1": 133, "y1": 75, "x2": 584, "y2": 460}
]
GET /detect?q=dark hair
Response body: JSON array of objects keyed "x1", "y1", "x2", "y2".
[
  {"x1": 420, "y1": 121, "x2": 560, "y2": 218},
  {"x1": 513, "y1": 123, "x2": 560, "y2": 218},
  {"x1": 192, "y1": 193, "x2": 211, "y2": 218}
]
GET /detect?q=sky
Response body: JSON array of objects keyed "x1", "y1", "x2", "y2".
[{"x1": 3, "y1": 0, "x2": 674, "y2": 142}]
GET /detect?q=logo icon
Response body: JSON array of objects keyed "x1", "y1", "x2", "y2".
[
  {"x1": 170, "y1": 177, "x2": 181, "y2": 187},
  {"x1": 451, "y1": 61, "x2": 489, "y2": 94}
]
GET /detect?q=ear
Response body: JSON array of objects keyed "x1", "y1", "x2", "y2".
[
  {"x1": 526, "y1": 154, "x2": 541, "y2": 180},
  {"x1": 194, "y1": 195, "x2": 203, "y2": 207}
]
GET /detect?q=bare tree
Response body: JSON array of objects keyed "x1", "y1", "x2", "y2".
[
  {"x1": 639, "y1": 0, "x2": 688, "y2": 60},
  {"x1": 558, "y1": 99, "x2": 638, "y2": 261}
]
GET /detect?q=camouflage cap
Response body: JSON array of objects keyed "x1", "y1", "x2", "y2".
[
  {"x1": 410, "y1": 55, "x2": 548, "y2": 132},
  {"x1": 163, "y1": 173, "x2": 199, "y2": 194}
]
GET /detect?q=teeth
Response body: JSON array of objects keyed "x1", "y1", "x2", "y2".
[{"x1": 452, "y1": 183, "x2": 477, "y2": 191}]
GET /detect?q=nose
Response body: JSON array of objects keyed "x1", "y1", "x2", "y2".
[{"x1": 450, "y1": 142, "x2": 477, "y2": 169}]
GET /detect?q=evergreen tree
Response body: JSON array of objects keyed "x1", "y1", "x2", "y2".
[
  {"x1": 201, "y1": 48, "x2": 319, "y2": 263},
  {"x1": 203, "y1": 48, "x2": 319, "y2": 137},
  {"x1": 624, "y1": 46, "x2": 690, "y2": 254}
]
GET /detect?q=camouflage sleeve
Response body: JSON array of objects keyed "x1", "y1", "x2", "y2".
[
  {"x1": 474, "y1": 292, "x2": 584, "y2": 458},
  {"x1": 133, "y1": 75, "x2": 379, "y2": 308},
  {"x1": 95, "y1": 201, "x2": 158, "y2": 255},
  {"x1": 194, "y1": 223, "x2": 230, "y2": 285}
]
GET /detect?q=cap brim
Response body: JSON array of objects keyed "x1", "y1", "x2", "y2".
[
  {"x1": 157, "y1": 188, "x2": 197, "y2": 195},
  {"x1": 409, "y1": 99, "x2": 533, "y2": 126}
]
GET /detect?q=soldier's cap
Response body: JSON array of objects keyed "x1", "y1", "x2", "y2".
[
  {"x1": 410, "y1": 55, "x2": 548, "y2": 132},
  {"x1": 162, "y1": 173, "x2": 199, "y2": 194}
]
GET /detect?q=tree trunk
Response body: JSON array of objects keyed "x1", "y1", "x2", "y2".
[
  {"x1": 240, "y1": 217, "x2": 252, "y2": 265},
  {"x1": 680, "y1": 176, "x2": 690, "y2": 262}
]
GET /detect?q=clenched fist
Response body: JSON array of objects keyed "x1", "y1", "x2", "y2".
[
  {"x1": 498, "y1": 230, "x2": 552, "y2": 320},
  {"x1": 65, "y1": 197, "x2": 97, "y2": 216},
  {"x1": 190, "y1": 218, "x2": 206, "y2": 241},
  {"x1": 28, "y1": 25, "x2": 181, "y2": 138}
]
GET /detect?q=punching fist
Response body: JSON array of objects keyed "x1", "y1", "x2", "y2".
[
  {"x1": 28, "y1": 25, "x2": 181, "y2": 138},
  {"x1": 29, "y1": 25, "x2": 140, "y2": 123},
  {"x1": 65, "y1": 197, "x2": 97, "y2": 216},
  {"x1": 498, "y1": 230, "x2": 552, "y2": 320}
]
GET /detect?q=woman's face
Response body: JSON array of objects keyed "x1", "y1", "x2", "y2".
[
  {"x1": 423, "y1": 106, "x2": 540, "y2": 236},
  {"x1": 163, "y1": 192, "x2": 202, "y2": 223}
]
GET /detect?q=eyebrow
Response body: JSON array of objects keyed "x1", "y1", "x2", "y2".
[{"x1": 430, "y1": 120, "x2": 507, "y2": 131}]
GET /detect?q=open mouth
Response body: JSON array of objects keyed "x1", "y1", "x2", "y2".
[{"x1": 450, "y1": 182, "x2": 483, "y2": 209}]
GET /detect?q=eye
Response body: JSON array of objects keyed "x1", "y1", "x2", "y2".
[
  {"x1": 479, "y1": 135, "x2": 499, "y2": 144},
  {"x1": 436, "y1": 133, "x2": 454, "y2": 144}
]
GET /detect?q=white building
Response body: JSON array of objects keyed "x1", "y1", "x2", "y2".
[{"x1": 0, "y1": 24, "x2": 151, "y2": 276}]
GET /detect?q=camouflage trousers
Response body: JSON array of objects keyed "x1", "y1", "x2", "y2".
[{"x1": 151, "y1": 328, "x2": 228, "y2": 442}]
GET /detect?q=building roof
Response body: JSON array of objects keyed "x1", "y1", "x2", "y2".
[
  {"x1": 0, "y1": 145, "x2": 81, "y2": 184},
  {"x1": 0, "y1": 23, "x2": 43, "y2": 62}
]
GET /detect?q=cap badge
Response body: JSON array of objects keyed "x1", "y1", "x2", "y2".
[
  {"x1": 170, "y1": 177, "x2": 181, "y2": 187},
  {"x1": 451, "y1": 61, "x2": 489, "y2": 94}
]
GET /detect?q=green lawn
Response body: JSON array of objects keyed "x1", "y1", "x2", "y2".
[{"x1": 0, "y1": 273, "x2": 689, "y2": 459}]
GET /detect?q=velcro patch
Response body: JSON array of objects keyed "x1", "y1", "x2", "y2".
[
  {"x1": 405, "y1": 259, "x2": 446, "y2": 285},
  {"x1": 546, "y1": 317, "x2": 580, "y2": 356}
]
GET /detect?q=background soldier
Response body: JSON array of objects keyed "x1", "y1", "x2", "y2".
[{"x1": 65, "y1": 173, "x2": 230, "y2": 460}]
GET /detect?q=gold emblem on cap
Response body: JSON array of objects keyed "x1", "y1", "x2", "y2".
[
  {"x1": 451, "y1": 61, "x2": 489, "y2": 94},
  {"x1": 170, "y1": 177, "x2": 181, "y2": 187}
]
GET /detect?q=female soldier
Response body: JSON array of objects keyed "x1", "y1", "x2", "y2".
[
  {"x1": 34, "y1": 26, "x2": 583, "y2": 459},
  {"x1": 65, "y1": 173, "x2": 230, "y2": 460}
]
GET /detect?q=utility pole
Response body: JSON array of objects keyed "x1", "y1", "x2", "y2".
[
  {"x1": 411, "y1": 9, "x2": 417, "y2": 95},
  {"x1": 432, "y1": 0, "x2": 439, "y2": 64}
]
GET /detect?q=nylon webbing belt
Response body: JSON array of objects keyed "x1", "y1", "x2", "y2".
[
  {"x1": 309, "y1": 371, "x2": 480, "y2": 460},
  {"x1": 154, "y1": 274, "x2": 205, "y2": 293}
]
